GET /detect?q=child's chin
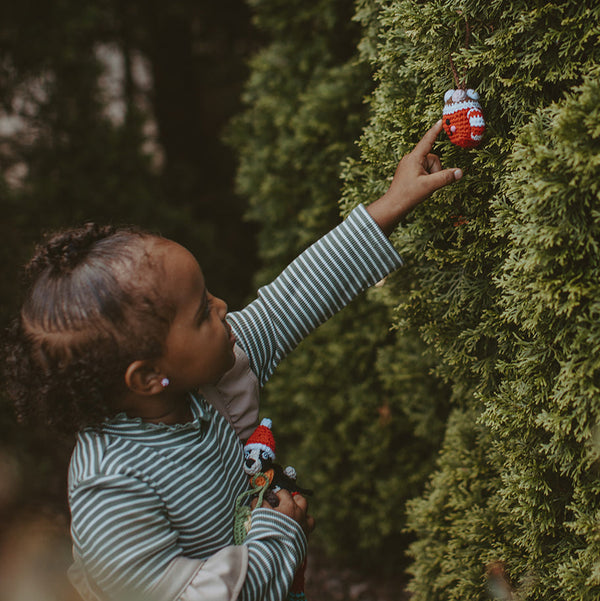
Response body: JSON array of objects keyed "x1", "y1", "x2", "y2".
[{"x1": 217, "y1": 351, "x2": 236, "y2": 380}]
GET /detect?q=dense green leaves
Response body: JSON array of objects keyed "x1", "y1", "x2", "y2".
[
  {"x1": 230, "y1": 0, "x2": 450, "y2": 571},
  {"x1": 229, "y1": 0, "x2": 370, "y2": 284},
  {"x1": 484, "y1": 72, "x2": 600, "y2": 599},
  {"x1": 335, "y1": 0, "x2": 600, "y2": 597},
  {"x1": 232, "y1": 0, "x2": 600, "y2": 595}
]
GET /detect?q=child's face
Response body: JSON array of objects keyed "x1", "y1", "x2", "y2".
[{"x1": 153, "y1": 239, "x2": 237, "y2": 390}]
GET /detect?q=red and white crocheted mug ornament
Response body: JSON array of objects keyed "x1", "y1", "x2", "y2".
[{"x1": 442, "y1": 87, "x2": 485, "y2": 148}]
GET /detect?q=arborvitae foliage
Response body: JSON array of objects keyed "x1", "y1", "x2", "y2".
[
  {"x1": 338, "y1": 0, "x2": 600, "y2": 598},
  {"x1": 229, "y1": 0, "x2": 451, "y2": 569},
  {"x1": 259, "y1": 298, "x2": 451, "y2": 567},
  {"x1": 406, "y1": 407, "x2": 503, "y2": 601},
  {"x1": 484, "y1": 71, "x2": 600, "y2": 599}
]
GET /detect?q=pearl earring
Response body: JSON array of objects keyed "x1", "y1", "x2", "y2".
[{"x1": 161, "y1": 377, "x2": 170, "y2": 388}]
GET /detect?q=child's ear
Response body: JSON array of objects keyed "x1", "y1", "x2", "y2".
[{"x1": 125, "y1": 361, "x2": 165, "y2": 395}]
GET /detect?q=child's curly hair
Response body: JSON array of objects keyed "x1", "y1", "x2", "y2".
[{"x1": 2, "y1": 223, "x2": 173, "y2": 436}]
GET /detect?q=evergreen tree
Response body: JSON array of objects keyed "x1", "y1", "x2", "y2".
[
  {"x1": 338, "y1": 0, "x2": 600, "y2": 597},
  {"x1": 230, "y1": 0, "x2": 368, "y2": 283},
  {"x1": 229, "y1": 0, "x2": 451, "y2": 570},
  {"x1": 484, "y1": 71, "x2": 600, "y2": 599}
]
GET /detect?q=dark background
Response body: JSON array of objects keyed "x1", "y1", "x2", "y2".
[{"x1": 0, "y1": 1, "x2": 262, "y2": 598}]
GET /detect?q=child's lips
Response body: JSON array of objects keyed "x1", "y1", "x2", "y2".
[{"x1": 227, "y1": 323, "x2": 236, "y2": 345}]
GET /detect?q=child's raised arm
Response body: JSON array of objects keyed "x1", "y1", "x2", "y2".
[
  {"x1": 366, "y1": 120, "x2": 462, "y2": 236},
  {"x1": 225, "y1": 121, "x2": 460, "y2": 400}
]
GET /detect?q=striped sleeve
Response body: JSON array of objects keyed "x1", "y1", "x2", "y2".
[
  {"x1": 228, "y1": 204, "x2": 403, "y2": 385},
  {"x1": 71, "y1": 477, "x2": 307, "y2": 601},
  {"x1": 240, "y1": 509, "x2": 307, "y2": 601},
  {"x1": 69, "y1": 475, "x2": 181, "y2": 598}
]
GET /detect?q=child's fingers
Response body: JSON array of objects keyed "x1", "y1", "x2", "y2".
[
  {"x1": 254, "y1": 497, "x2": 274, "y2": 509},
  {"x1": 424, "y1": 153, "x2": 442, "y2": 173},
  {"x1": 275, "y1": 489, "x2": 293, "y2": 506},
  {"x1": 290, "y1": 493, "x2": 315, "y2": 534},
  {"x1": 277, "y1": 490, "x2": 309, "y2": 514},
  {"x1": 413, "y1": 120, "x2": 443, "y2": 158},
  {"x1": 272, "y1": 490, "x2": 299, "y2": 515},
  {"x1": 267, "y1": 490, "x2": 315, "y2": 535},
  {"x1": 424, "y1": 168, "x2": 463, "y2": 195},
  {"x1": 292, "y1": 493, "x2": 308, "y2": 512}
]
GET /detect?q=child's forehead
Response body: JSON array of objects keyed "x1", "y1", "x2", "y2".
[
  {"x1": 147, "y1": 238, "x2": 205, "y2": 298},
  {"x1": 151, "y1": 238, "x2": 198, "y2": 267}
]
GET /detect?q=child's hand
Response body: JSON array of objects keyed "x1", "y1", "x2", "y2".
[
  {"x1": 367, "y1": 120, "x2": 463, "y2": 235},
  {"x1": 253, "y1": 490, "x2": 315, "y2": 538}
]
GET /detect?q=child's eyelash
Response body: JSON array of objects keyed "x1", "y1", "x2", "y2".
[{"x1": 198, "y1": 298, "x2": 212, "y2": 323}]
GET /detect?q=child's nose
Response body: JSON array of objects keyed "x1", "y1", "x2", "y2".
[{"x1": 214, "y1": 296, "x2": 228, "y2": 318}]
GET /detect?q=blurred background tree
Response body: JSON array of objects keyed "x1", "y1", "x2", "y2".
[
  {"x1": 1, "y1": 0, "x2": 259, "y2": 313},
  {"x1": 0, "y1": 1, "x2": 258, "y2": 598}
]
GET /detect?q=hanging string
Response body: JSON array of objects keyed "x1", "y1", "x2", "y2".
[
  {"x1": 233, "y1": 472, "x2": 271, "y2": 545},
  {"x1": 449, "y1": 16, "x2": 471, "y2": 89},
  {"x1": 449, "y1": 55, "x2": 463, "y2": 89}
]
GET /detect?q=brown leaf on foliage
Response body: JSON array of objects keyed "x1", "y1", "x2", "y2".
[{"x1": 377, "y1": 401, "x2": 392, "y2": 426}]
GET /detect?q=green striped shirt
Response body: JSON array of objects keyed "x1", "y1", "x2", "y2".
[{"x1": 69, "y1": 204, "x2": 403, "y2": 600}]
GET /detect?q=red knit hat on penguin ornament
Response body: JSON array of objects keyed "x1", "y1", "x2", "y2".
[{"x1": 244, "y1": 418, "x2": 276, "y2": 460}]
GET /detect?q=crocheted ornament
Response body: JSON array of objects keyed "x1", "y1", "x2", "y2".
[
  {"x1": 235, "y1": 418, "x2": 311, "y2": 601},
  {"x1": 442, "y1": 88, "x2": 485, "y2": 148},
  {"x1": 242, "y1": 419, "x2": 312, "y2": 501},
  {"x1": 244, "y1": 417, "x2": 276, "y2": 461},
  {"x1": 233, "y1": 472, "x2": 271, "y2": 545}
]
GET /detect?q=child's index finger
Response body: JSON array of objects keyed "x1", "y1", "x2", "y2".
[{"x1": 414, "y1": 120, "x2": 443, "y2": 157}]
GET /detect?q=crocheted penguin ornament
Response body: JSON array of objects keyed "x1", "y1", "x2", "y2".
[
  {"x1": 242, "y1": 418, "x2": 313, "y2": 507},
  {"x1": 442, "y1": 88, "x2": 485, "y2": 148},
  {"x1": 235, "y1": 418, "x2": 312, "y2": 601}
]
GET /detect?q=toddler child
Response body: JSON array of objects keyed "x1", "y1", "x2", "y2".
[{"x1": 3, "y1": 121, "x2": 461, "y2": 601}]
